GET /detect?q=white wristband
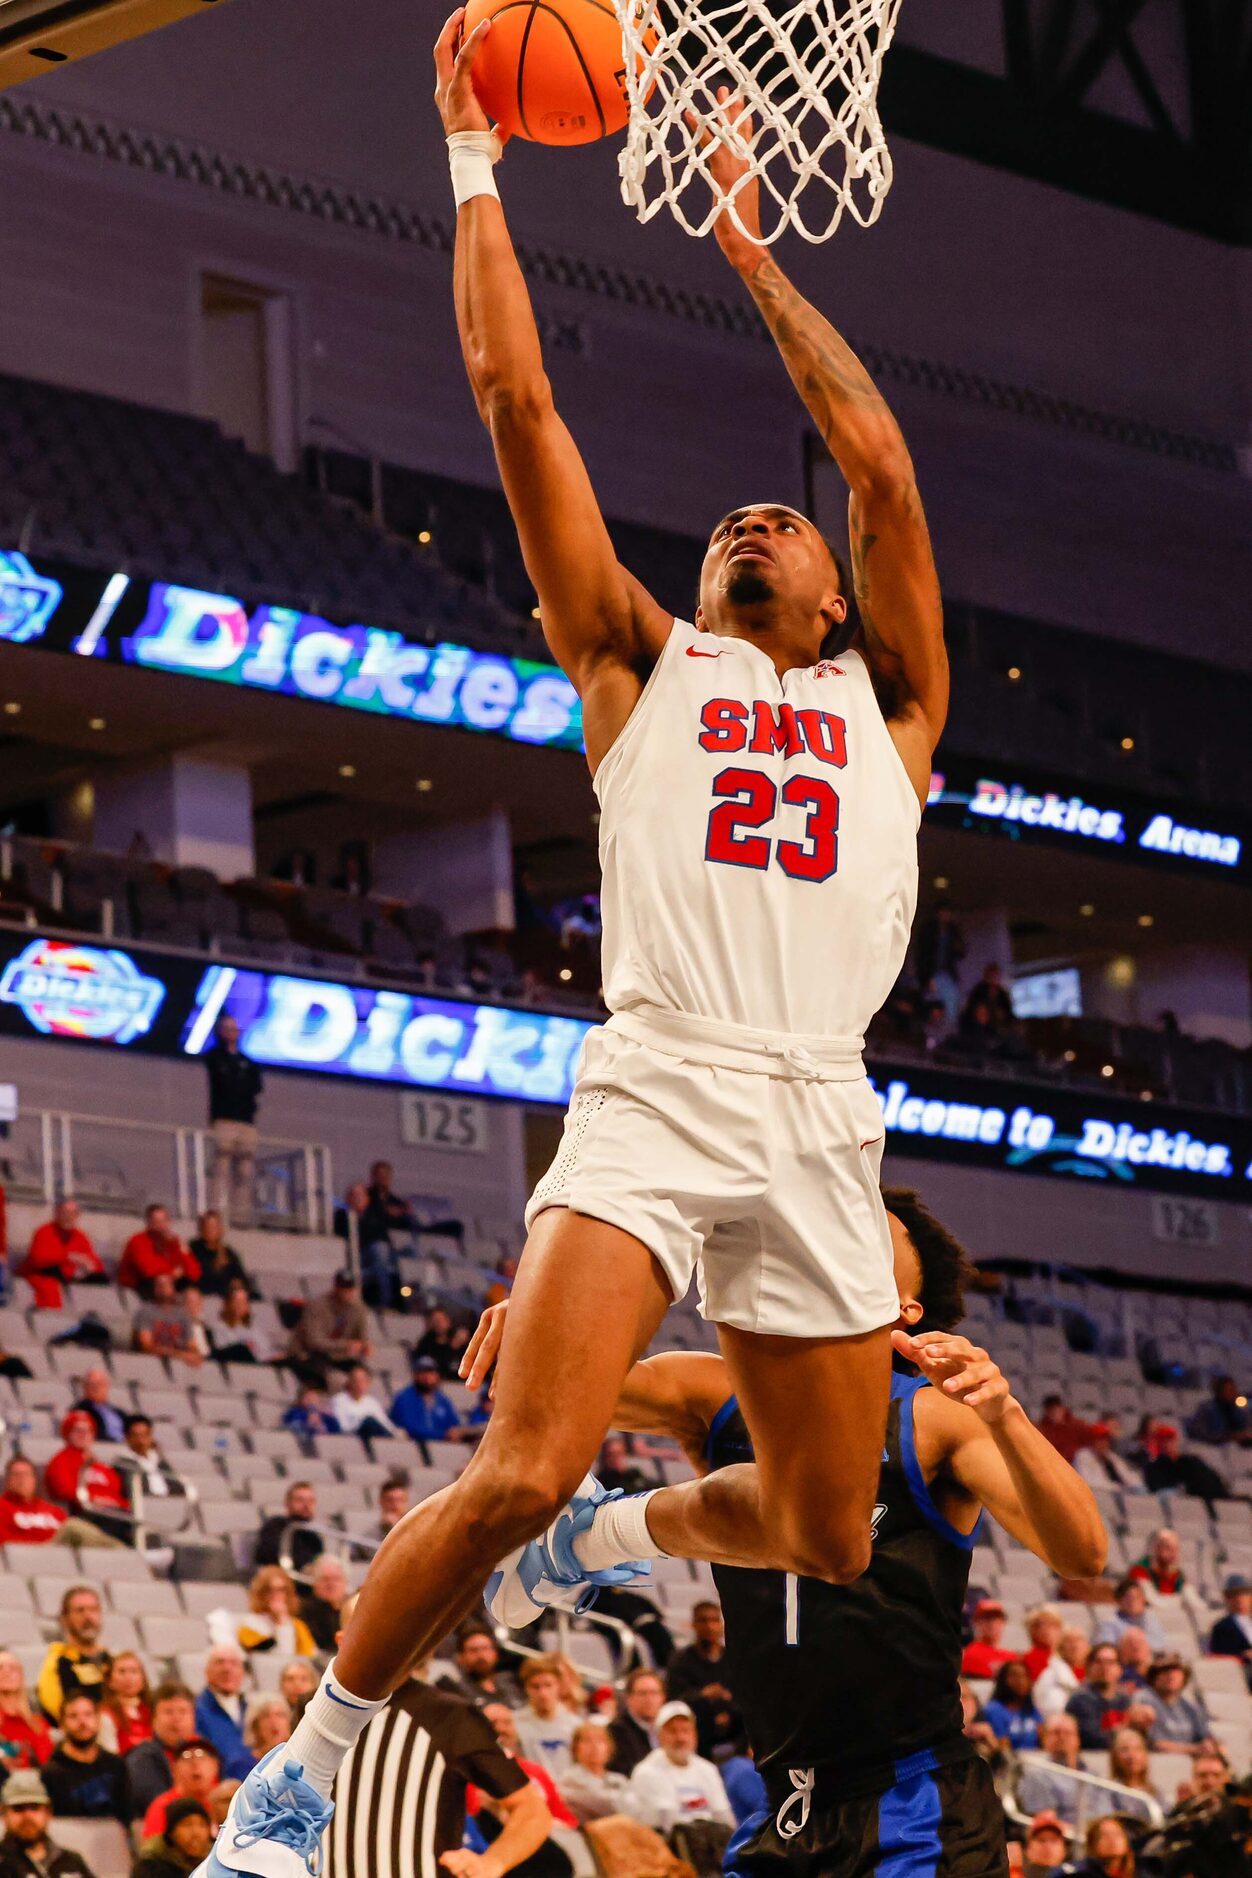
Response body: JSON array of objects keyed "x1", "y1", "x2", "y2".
[{"x1": 448, "y1": 129, "x2": 503, "y2": 209}]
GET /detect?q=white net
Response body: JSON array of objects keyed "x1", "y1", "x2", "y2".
[{"x1": 614, "y1": 0, "x2": 906, "y2": 244}]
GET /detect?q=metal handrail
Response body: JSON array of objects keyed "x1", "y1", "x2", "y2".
[
  {"x1": 490, "y1": 1605, "x2": 644, "y2": 1691},
  {"x1": 1009, "y1": 1751, "x2": 1167, "y2": 1833},
  {"x1": 274, "y1": 1516, "x2": 378, "y2": 1583}
]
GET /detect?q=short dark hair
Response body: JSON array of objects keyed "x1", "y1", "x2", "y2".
[
  {"x1": 692, "y1": 1600, "x2": 720, "y2": 1618},
  {"x1": 380, "y1": 1473, "x2": 410, "y2": 1495},
  {"x1": 881, "y1": 1187, "x2": 975, "y2": 1334},
  {"x1": 455, "y1": 1621, "x2": 494, "y2": 1648},
  {"x1": 624, "y1": 1667, "x2": 664, "y2": 1692},
  {"x1": 123, "y1": 1414, "x2": 152, "y2": 1434},
  {"x1": 60, "y1": 1584, "x2": 99, "y2": 1616},
  {"x1": 152, "y1": 1680, "x2": 196, "y2": 1709}
]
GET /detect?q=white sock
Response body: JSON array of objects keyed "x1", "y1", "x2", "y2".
[
  {"x1": 573, "y1": 1489, "x2": 667, "y2": 1572},
  {"x1": 285, "y1": 1660, "x2": 388, "y2": 1797}
]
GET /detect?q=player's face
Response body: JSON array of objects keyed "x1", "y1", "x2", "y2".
[{"x1": 697, "y1": 506, "x2": 845, "y2": 644}]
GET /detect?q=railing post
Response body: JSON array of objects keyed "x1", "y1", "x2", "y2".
[
  {"x1": 59, "y1": 1115, "x2": 72, "y2": 1199},
  {"x1": 39, "y1": 1110, "x2": 55, "y2": 1206},
  {"x1": 303, "y1": 1145, "x2": 316, "y2": 1234}
]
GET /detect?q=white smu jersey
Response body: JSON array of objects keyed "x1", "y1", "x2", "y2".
[{"x1": 595, "y1": 619, "x2": 921, "y2": 1039}]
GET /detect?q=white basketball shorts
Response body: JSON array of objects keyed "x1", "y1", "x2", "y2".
[{"x1": 524, "y1": 1006, "x2": 898, "y2": 1340}]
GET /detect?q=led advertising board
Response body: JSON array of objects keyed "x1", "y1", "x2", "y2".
[{"x1": 3, "y1": 929, "x2": 1251, "y2": 1198}]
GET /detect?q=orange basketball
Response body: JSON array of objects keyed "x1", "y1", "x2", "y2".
[{"x1": 463, "y1": 0, "x2": 654, "y2": 146}]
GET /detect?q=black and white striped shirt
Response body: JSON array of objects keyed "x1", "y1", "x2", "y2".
[{"x1": 326, "y1": 1681, "x2": 527, "y2": 1878}]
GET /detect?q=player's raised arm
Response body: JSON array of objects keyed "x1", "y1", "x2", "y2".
[
  {"x1": 434, "y1": 12, "x2": 670, "y2": 767},
  {"x1": 702, "y1": 99, "x2": 946, "y2": 778},
  {"x1": 896, "y1": 1330, "x2": 1108, "y2": 1579}
]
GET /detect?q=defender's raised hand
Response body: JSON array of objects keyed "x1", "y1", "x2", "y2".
[
  {"x1": 434, "y1": 7, "x2": 495, "y2": 137},
  {"x1": 892, "y1": 1330, "x2": 1012, "y2": 1423}
]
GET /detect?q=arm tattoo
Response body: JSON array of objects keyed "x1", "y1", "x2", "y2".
[{"x1": 742, "y1": 256, "x2": 898, "y2": 462}]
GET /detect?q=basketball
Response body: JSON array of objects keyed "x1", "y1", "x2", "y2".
[{"x1": 462, "y1": 0, "x2": 653, "y2": 146}]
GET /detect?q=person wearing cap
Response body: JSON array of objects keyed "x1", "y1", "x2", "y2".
[
  {"x1": 132, "y1": 1796, "x2": 215, "y2": 1878},
  {"x1": 515, "y1": 1658, "x2": 580, "y2": 1778},
  {"x1": 42, "y1": 1692, "x2": 125, "y2": 1820},
  {"x1": 389, "y1": 1354, "x2": 466, "y2": 1444},
  {"x1": 141, "y1": 1738, "x2": 223, "y2": 1839},
  {"x1": 1019, "y1": 1809, "x2": 1071, "y2": 1875},
  {"x1": 627, "y1": 1701, "x2": 734, "y2": 1838},
  {"x1": 1074, "y1": 1422, "x2": 1145, "y2": 1495},
  {"x1": 1140, "y1": 1422, "x2": 1228, "y2": 1507},
  {"x1": 1208, "y1": 1570, "x2": 1252, "y2": 1683},
  {"x1": 286, "y1": 1273, "x2": 372, "y2": 1387},
  {"x1": 35, "y1": 1589, "x2": 111, "y2": 1724},
  {"x1": 328, "y1": 1364, "x2": 400, "y2": 1444},
  {"x1": 43, "y1": 1414, "x2": 129, "y2": 1543},
  {"x1": 0, "y1": 1771, "x2": 96, "y2": 1878},
  {"x1": 960, "y1": 1598, "x2": 1017, "y2": 1679},
  {"x1": 1142, "y1": 1654, "x2": 1211, "y2": 1751}
]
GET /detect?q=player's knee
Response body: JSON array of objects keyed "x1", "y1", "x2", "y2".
[
  {"x1": 456, "y1": 1462, "x2": 568, "y2": 1555},
  {"x1": 781, "y1": 1509, "x2": 873, "y2": 1586}
]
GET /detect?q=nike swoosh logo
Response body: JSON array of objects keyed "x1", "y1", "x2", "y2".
[
  {"x1": 325, "y1": 1687, "x2": 372, "y2": 1711},
  {"x1": 685, "y1": 645, "x2": 724, "y2": 659},
  {"x1": 860, "y1": 1137, "x2": 884, "y2": 1152}
]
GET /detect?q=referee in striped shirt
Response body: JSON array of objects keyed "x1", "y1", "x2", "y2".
[{"x1": 324, "y1": 1596, "x2": 550, "y2": 1878}]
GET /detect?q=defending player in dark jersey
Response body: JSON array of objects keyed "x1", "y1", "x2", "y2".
[{"x1": 461, "y1": 1189, "x2": 1107, "y2": 1877}]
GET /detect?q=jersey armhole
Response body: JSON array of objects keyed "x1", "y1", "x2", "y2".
[
  {"x1": 844, "y1": 646, "x2": 925, "y2": 831},
  {"x1": 706, "y1": 1394, "x2": 740, "y2": 1467},
  {"x1": 591, "y1": 617, "x2": 684, "y2": 799},
  {"x1": 898, "y1": 1377, "x2": 983, "y2": 1551}
]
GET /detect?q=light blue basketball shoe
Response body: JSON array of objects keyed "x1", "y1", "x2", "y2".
[
  {"x1": 193, "y1": 1749, "x2": 334, "y2": 1878},
  {"x1": 486, "y1": 1470, "x2": 651, "y2": 1627}
]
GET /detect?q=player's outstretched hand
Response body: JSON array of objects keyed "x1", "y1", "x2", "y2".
[
  {"x1": 687, "y1": 86, "x2": 764, "y2": 272},
  {"x1": 434, "y1": 7, "x2": 496, "y2": 138},
  {"x1": 460, "y1": 1297, "x2": 509, "y2": 1392},
  {"x1": 891, "y1": 1329, "x2": 1012, "y2": 1424}
]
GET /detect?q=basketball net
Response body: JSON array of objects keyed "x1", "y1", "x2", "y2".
[{"x1": 614, "y1": 0, "x2": 905, "y2": 244}]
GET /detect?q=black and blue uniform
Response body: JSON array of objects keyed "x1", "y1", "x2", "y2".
[{"x1": 710, "y1": 1371, "x2": 1008, "y2": 1878}]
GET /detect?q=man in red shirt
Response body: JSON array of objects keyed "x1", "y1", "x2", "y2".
[
  {"x1": 1038, "y1": 1394, "x2": 1094, "y2": 1465},
  {"x1": 117, "y1": 1204, "x2": 200, "y2": 1296},
  {"x1": 0, "y1": 1457, "x2": 68, "y2": 1544},
  {"x1": 18, "y1": 1201, "x2": 107, "y2": 1310},
  {"x1": 45, "y1": 1413, "x2": 130, "y2": 1539},
  {"x1": 141, "y1": 1738, "x2": 222, "y2": 1838},
  {"x1": 960, "y1": 1599, "x2": 1019, "y2": 1680}
]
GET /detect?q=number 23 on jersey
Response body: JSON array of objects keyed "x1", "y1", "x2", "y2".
[{"x1": 699, "y1": 699, "x2": 847, "y2": 884}]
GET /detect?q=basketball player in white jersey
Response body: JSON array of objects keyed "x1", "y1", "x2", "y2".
[{"x1": 201, "y1": 16, "x2": 948, "y2": 1874}]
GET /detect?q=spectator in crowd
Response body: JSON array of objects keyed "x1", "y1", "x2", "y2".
[
  {"x1": 253, "y1": 1482, "x2": 323, "y2": 1576},
  {"x1": 609, "y1": 1669, "x2": 665, "y2": 1776},
  {"x1": 1018, "y1": 1810, "x2": 1072, "y2": 1877},
  {"x1": 1066, "y1": 1644, "x2": 1129, "y2": 1748},
  {"x1": 1172, "y1": 1747, "x2": 1231, "y2": 1807},
  {"x1": 243, "y1": 1700, "x2": 290, "y2": 1764},
  {"x1": 478, "y1": 1703, "x2": 579, "y2": 1829},
  {"x1": 334, "y1": 1182, "x2": 398, "y2": 1313},
  {"x1": 131, "y1": 1273, "x2": 203, "y2": 1369},
  {"x1": 188, "y1": 1210, "x2": 253, "y2": 1300},
  {"x1": 389, "y1": 1354, "x2": 464, "y2": 1443},
  {"x1": 192, "y1": 1646, "x2": 251, "y2": 1781},
  {"x1": 44, "y1": 1414, "x2": 129, "y2": 1539},
  {"x1": 0, "y1": 1459, "x2": 69, "y2": 1547},
  {"x1": 278, "y1": 1662, "x2": 318, "y2": 1725},
  {"x1": 36, "y1": 1589, "x2": 110, "y2": 1723},
  {"x1": 961, "y1": 963, "x2": 1014, "y2": 1033},
  {"x1": 627, "y1": 1702, "x2": 734, "y2": 1835},
  {"x1": 1017, "y1": 1712, "x2": 1083, "y2": 1822},
  {"x1": 141, "y1": 1739, "x2": 222, "y2": 1839},
  {"x1": 0, "y1": 1657, "x2": 51, "y2": 1772},
  {"x1": 376, "y1": 1476, "x2": 411, "y2": 1538},
  {"x1": 1075, "y1": 1424, "x2": 1145, "y2": 1495},
  {"x1": 98, "y1": 1654, "x2": 151, "y2": 1759},
  {"x1": 70, "y1": 1370, "x2": 127, "y2": 1445},
  {"x1": 1187, "y1": 1375, "x2": 1252, "y2": 1447},
  {"x1": 1093, "y1": 1579, "x2": 1168, "y2": 1653},
  {"x1": 1022, "y1": 1606, "x2": 1064, "y2": 1683},
  {"x1": 1116, "y1": 1630, "x2": 1154, "y2": 1692},
  {"x1": 961, "y1": 1598, "x2": 1018, "y2": 1679},
  {"x1": 1143, "y1": 1655, "x2": 1211, "y2": 1752},
  {"x1": 557, "y1": 1722, "x2": 636, "y2": 1824},
  {"x1": 414, "y1": 1306, "x2": 469, "y2": 1381},
  {"x1": 1033, "y1": 1628, "x2": 1089, "y2": 1715},
  {"x1": 958, "y1": 1682, "x2": 1003, "y2": 1771},
  {"x1": 329, "y1": 1364, "x2": 400, "y2": 1443},
  {"x1": 515, "y1": 1658, "x2": 579, "y2": 1777},
  {"x1": 597, "y1": 1436, "x2": 650, "y2": 1497},
  {"x1": 114, "y1": 1417, "x2": 183, "y2": 1503},
  {"x1": 41, "y1": 1695, "x2": 125, "y2": 1820},
  {"x1": 980, "y1": 1660, "x2": 1042, "y2": 1750},
  {"x1": 122, "y1": 1684, "x2": 196, "y2": 1822},
  {"x1": 232, "y1": 1567, "x2": 317, "y2": 1659},
  {"x1": 561, "y1": 895, "x2": 601, "y2": 950},
  {"x1": 1140, "y1": 1421, "x2": 1228, "y2": 1507},
  {"x1": 298, "y1": 1556, "x2": 349, "y2": 1655},
  {"x1": 132, "y1": 1795, "x2": 213, "y2": 1878},
  {"x1": 204, "y1": 1013, "x2": 263, "y2": 1226},
  {"x1": 117, "y1": 1207, "x2": 199, "y2": 1297},
  {"x1": 0, "y1": 1770, "x2": 96, "y2": 1878},
  {"x1": 1128, "y1": 1527, "x2": 1188, "y2": 1595},
  {"x1": 914, "y1": 903, "x2": 966, "y2": 1027},
  {"x1": 281, "y1": 1386, "x2": 341, "y2": 1440},
  {"x1": 208, "y1": 1280, "x2": 267, "y2": 1365},
  {"x1": 17, "y1": 1203, "x2": 106, "y2": 1311},
  {"x1": 1105, "y1": 1726, "x2": 1161, "y2": 1822},
  {"x1": 1038, "y1": 1395, "x2": 1092, "y2": 1465},
  {"x1": 286, "y1": 1271, "x2": 372, "y2": 1384},
  {"x1": 1208, "y1": 1571, "x2": 1252, "y2": 1683},
  {"x1": 665, "y1": 1602, "x2": 731, "y2": 1710},
  {"x1": 438, "y1": 1622, "x2": 523, "y2": 1708}
]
